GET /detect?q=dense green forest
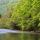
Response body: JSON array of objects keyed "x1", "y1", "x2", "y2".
[{"x1": 0, "y1": 0, "x2": 40, "y2": 31}]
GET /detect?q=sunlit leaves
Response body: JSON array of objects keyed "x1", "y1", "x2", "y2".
[{"x1": 10, "y1": 0, "x2": 40, "y2": 30}]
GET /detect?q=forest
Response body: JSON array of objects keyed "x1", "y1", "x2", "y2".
[{"x1": 0, "y1": 0, "x2": 40, "y2": 31}]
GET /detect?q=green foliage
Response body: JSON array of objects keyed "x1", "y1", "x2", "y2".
[
  {"x1": 0, "y1": 0, "x2": 40, "y2": 31},
  {"x1": 10, "y1": 0, "x2": 40, "y2": 31}
]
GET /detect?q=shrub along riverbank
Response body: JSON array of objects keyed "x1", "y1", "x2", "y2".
[{"x1": 0, "y1": 0, "x2": 40, "y2": 31}]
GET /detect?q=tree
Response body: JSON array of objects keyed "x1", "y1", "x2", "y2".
[{"x1": 10, "y1": 0, "x2": 40, "y2": 31}]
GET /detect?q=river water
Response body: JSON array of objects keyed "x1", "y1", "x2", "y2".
[{"x1": 0, "y1": 30, "x2": 40, "y2": 40}]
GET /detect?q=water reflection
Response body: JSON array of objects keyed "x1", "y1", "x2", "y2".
[
  {"x1": 33, "y1": 34, "x2": 40, "y2": 40},
  {"x1": 0, "y1": 32, "x2": 40, "y2": 40},
  {"x1": 23, "y1": 33, "x2": 40, "y2": 40}
]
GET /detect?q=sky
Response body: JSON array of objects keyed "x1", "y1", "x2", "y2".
[{"x1": 0, "y1": 0, "x2": 19, "y2": 15}]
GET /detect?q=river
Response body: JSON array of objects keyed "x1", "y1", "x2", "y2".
[{"x1": 0, "y1": 29, "x2": 40, "y2": 40}]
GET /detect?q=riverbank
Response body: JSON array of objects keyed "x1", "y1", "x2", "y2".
[{"x1": 0, "y1": 29, "x2": 40, "y2": 34}]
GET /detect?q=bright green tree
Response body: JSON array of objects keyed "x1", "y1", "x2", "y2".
[{"x1": 10, "y1": 0, "x2": 40, "y2": 31}]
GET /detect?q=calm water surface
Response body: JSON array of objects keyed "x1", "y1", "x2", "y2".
[{"x1": 0, "y1": 32, "x2": 40, "y2": 40}]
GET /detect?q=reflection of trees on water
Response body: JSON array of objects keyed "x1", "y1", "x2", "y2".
[
  {"x1": 30, "y1": 34, "x2": 40, "y2": 40},
  {"x1": 34, "y1": 34, "x2": 39, "y2": 40},
  {"x1": 24, "y1": 33, "x2": 40, "y2": 40},
  {"x1": 0, "y1": 33, "x2": 40, "y2": 40},
  {"x1": 0, "y1": 34, "x2": 6, "y2": 40}
]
